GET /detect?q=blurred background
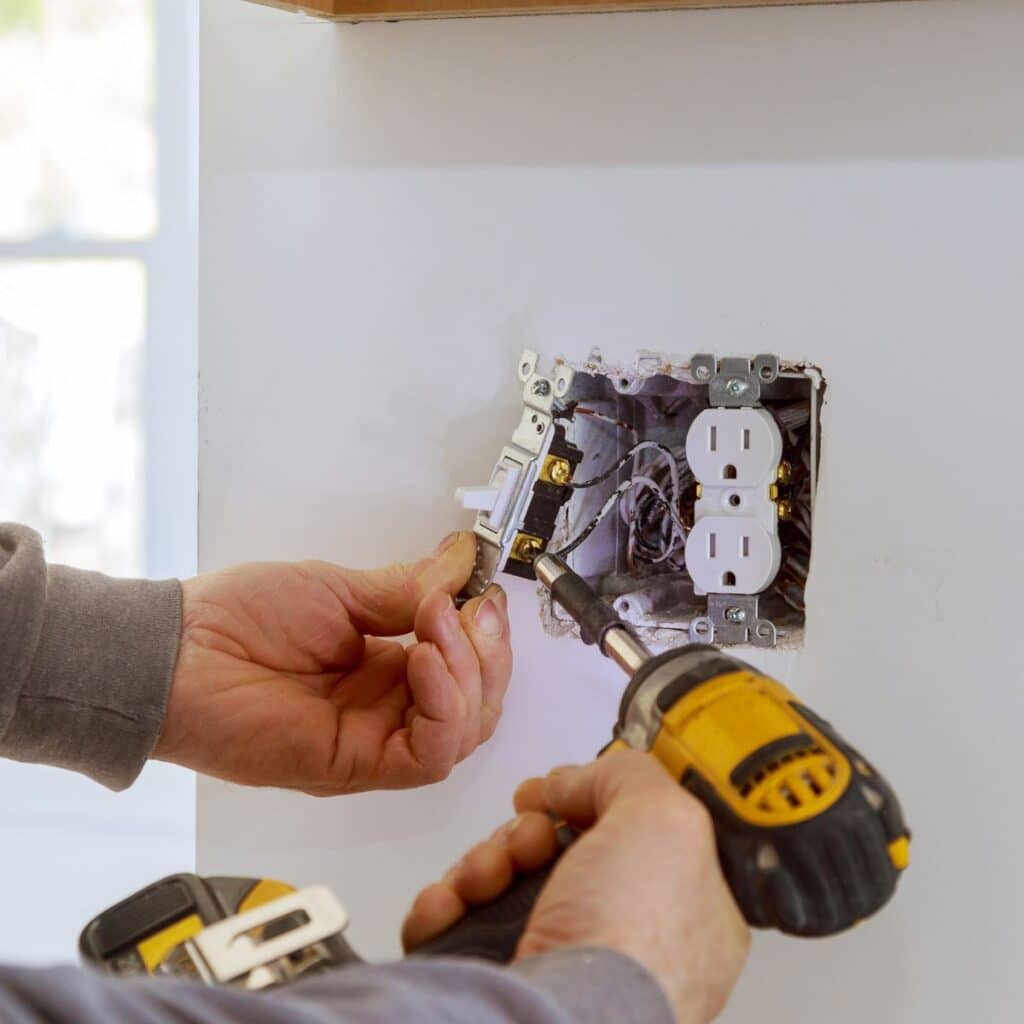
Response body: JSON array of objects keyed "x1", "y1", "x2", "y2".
[{"x1": 0, "y1": 0, "x2": 197, "y2": 962}]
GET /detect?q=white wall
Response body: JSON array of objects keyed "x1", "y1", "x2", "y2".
[
  {"x1": 0, "y1": 760, "x2": 194, "y2": 964},
  {"x1": 197, "y1": 1, "x2": 1024, "y2": 1020}
]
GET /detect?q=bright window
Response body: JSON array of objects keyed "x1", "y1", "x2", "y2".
[
  {"x1": 0, "y1": 0, "x2": 196, "y2": 965},
  {"x1": 0, "y1": 0, "x2": 156, "y2": 241},
  {"x1": 0, "y1": 261, "x2": 145, "y2": 573}
]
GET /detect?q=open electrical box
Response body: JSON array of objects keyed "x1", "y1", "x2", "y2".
[{"x1": 457, "y1": 350, "x2": 823, "y2": 649}]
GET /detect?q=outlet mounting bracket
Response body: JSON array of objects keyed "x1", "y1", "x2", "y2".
[{"x1": 692, "y1": 353, "x2": 780, "y2": 408}]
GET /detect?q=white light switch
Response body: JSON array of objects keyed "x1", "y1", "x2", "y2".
[
  {"x1": 454, "y1": 485, "x2": 499, "y2": 512},
  {"x1": 454, "y1": 458, "x2": 523, "y2": 532},
  {"x1": 485, "y1": 459, "x2": 522, "y2": 529}
]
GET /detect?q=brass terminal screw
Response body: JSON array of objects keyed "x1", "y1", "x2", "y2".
[
  {"x1": 777, "y1": 461, "x2": 793, "y2": 485},
  {"x1": 695, "y1": 483, "x2": 703, "y2": 498},
  {"x1": 777, "y1": 499, "x2": 793, "y2": 521},
  {"x1": 547, "y1": 457, "x2": 572, "y2": 486},
  {"x1": 511, "y1": 534, "x2": 544, "y2": 563}
]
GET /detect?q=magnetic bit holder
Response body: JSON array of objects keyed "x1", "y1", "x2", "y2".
[{"x1": 535, "y1": 554, "x2": 651, "y2": 676}]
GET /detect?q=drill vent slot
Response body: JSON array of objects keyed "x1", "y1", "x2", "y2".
[
  {"x1": 742, "y1": 748, "x2": 842, "y2": 816},
  {"x1": 729, "y1": 731, "x2": 843, "y2": 817},
  {"x1": 740, "y1": 745, "x2": 824, "y2": 797}
]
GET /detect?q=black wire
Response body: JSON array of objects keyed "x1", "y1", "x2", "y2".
[
  {"x1": 554, "y1": 483, "x2": 631, "y2": 558},
  {"x1": 554, "y1": 478, "x2": 686, "y2": 560},
  {"x1": 556, "y1": 422, "x2": 688, "y2": 564},
  {"x1": 569, "y1": 441, "x2": 678, "y2": 490}
]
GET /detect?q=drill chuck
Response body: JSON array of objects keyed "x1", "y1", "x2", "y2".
[{"x1": 534, "y1": 553, "x2": 651, "y2": 675}]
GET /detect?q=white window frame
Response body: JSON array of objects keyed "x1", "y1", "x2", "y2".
[{"x1": 0, "y1": 0, "x2": 199, "y2": 579}]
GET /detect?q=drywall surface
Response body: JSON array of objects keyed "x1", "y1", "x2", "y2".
[{"x1": 198, "y1": 1, "x2": 1023, "y2": 1019}]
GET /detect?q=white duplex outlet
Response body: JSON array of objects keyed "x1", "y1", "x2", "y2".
[{"x1": 684, "y1": 407, "x2": 783, "y2": 596}]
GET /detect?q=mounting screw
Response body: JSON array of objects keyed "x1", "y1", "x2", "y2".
[
  {"x1": 531, "y1": 379, "x2": 551, "y2": 397},
  {"x1": 725, "y1": 378, "x2": 749, "y2": 397},
  {"x1": 694, "y1": 364, "x2": 712, "y2": 381},
  {"x1": 725, "y1": 607, "x2": 747, "y2": 624}
]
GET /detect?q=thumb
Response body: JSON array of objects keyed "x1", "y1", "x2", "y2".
[{"x1": 308, "y1": 531, "x2": 477, "y2": 636}]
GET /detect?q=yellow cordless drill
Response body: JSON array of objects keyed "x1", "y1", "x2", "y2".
[
  {"x1": 422, "y1": 554, "x2": 909, "y2": 957},
  {"x1": 538, "y1": 554, "x2": 908, "y2": 936}
]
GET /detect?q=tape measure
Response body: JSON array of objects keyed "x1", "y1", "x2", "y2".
[{"x1": 79, "y1": 873, "x2": 355, "y2": 988}]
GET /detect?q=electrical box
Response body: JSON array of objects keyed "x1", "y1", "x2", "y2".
[{"x1": 457, "y1": 350, "x2": 823, "y2": 649}]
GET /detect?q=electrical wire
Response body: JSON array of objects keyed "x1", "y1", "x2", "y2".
[
  {"x1": 554, "y1": 480, "x2": 633, "y2": 558},
  {"x1": 554, "y1": 476, "x2": 689, "y2": 560},
  {"x1": 554, "y1": 439, "x2": 688, "y2": 563},
  {"x1": 774, "y1": 582, "x2": 806, "y2": 614},
  {"x1": 573, "y1": 407, "x2": 640, "y2": 444},
  {"x1": 569, "y1": 440, "x2": 679, "y2": 496},
  {"x1": 775, "y1": 403, "x2": 811, "y2": 435},
  {"x1": 628, "y1": 449, "x2": 692, "y2": 569},
  {"x1": 622, "y1": 475, "x2": 688, "y2": 565}
]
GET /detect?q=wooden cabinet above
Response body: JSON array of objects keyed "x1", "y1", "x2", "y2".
[{"x1": 244, "y1": 0, "x2": 884, "y2": 23}]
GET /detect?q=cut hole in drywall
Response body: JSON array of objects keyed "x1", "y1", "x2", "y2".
[
  {"x1": 459, "y1": 350, "x2": 824, "y2": 650},
  {"x1": 538, "y1": 352, "x2": 824, "y2": 649}
]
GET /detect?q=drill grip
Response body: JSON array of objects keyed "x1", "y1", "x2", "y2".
[{"x1": 414, "y1": 863, "x2": 554, "y2": 963}]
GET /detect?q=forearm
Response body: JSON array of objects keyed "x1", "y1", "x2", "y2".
[
  {"x1": 0, "y1": 950, "x2": 672, "y2": 1024},
  {"x1": 0, "y1": 523, "x2": 181, "y2": 789}
]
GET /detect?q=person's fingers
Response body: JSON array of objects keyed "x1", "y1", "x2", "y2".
[
  {"x1": 379, "y1": 640, "x2": 461, "y2": 785},
  {"x1": 356, "y1": 585, "x2": 500, "y2": 787},
  {"x1": 303, "y1": 531, "x2": 477, "y2": 637},
  {"x1": 513, "y1": 767, "x2": 576, "y2": 815},
  {"x1": 503, "y1": 812, "x2": 561, "y2": 872},
  {"x1": 402, "y1": 883, "x2": 466, "y2": 952},
  {"x1": 542, "y1": 752, "x2": 682, "y2": 828},
  {"x1": 324, "y1": 636, "x2": 407, "y2": 706},
  {"x1": 457, "y1": 584, "x2": 512, "y2": 744},
  {"x1": 401, "y1": 842, "x2": 511, "y2": 952},
  {"x1": 415, "y1": 590, "x2": 482, "y2": 761},
  {"x1": 449, "y1": 840, "x2": 515, "y2": 904},
  {"x1": 473, "y1": 812, "x2": 560, "y2": 880},
  {"x1": 402, "y1": 812, "x2": 558, "y2": 952}
]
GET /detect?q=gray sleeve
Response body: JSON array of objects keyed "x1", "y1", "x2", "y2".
[
  {"x1": 0, "y1": 950, "x2": 673, "y2": 1024},
  {"x1": 0, "y1": 523, "x2": 182, "y2": 790}
]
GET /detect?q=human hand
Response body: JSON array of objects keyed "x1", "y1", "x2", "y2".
[
  {"x1": 154, "y1": 532, "x2": 512, "y2": 795},
  {"x1": 403, "y1": 752, "x2": 750, "y2": 1024}
]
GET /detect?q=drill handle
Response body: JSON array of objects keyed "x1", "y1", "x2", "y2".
[
  {"x1": 415, "y1": 820, "x2": 574, "y2": 962},
  {"x1": 413, "y1": 863, "x2": 554, "y2": 963}
]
